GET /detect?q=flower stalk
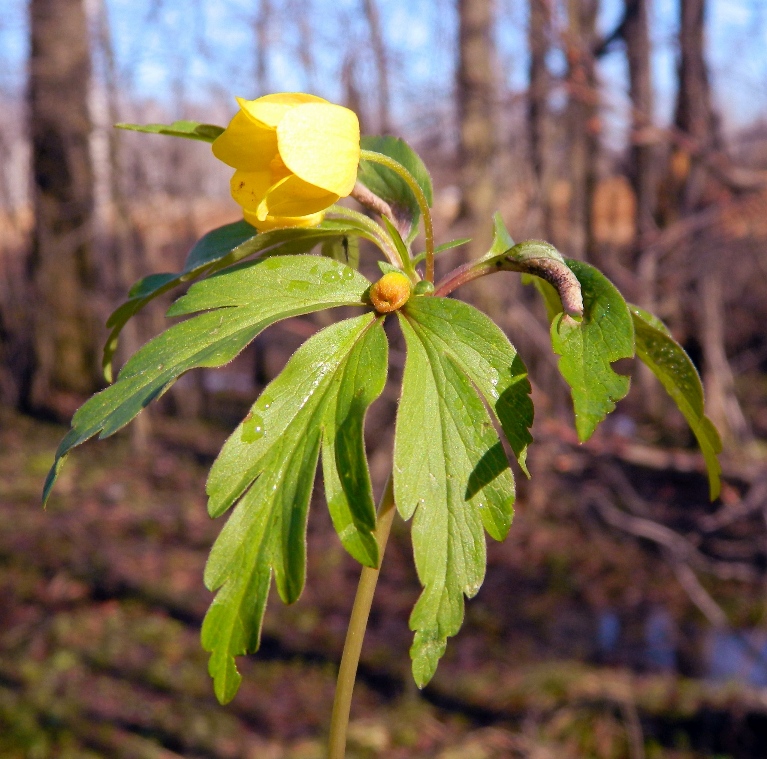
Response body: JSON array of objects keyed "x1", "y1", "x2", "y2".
[
  {"x1": 359, "y1": 149, "x2": 435, "y2": 282},
  {"x1": 328, "y1": 474, "x2": 396, "y2": 759}
]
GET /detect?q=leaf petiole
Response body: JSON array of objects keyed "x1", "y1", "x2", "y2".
[
  {"x1": 326, "y1": 204, "x2": 403, "y2": 270},
  {"x1": 359, "y1": 149, "x2": 435, "y2": 282}
]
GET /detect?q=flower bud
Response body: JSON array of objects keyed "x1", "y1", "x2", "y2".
[{"x1": 369, "y1": 272, "x2": 412, "y2": 313}]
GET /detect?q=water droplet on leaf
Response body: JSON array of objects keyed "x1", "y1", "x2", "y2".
[{"x1": 241, "y1": 413, "x2": 265, "y2": 442}]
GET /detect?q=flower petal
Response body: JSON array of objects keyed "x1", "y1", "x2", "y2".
[
  {"x1": 243, "y1": 208, "x2": 325, "y2": 231},
  {"x1": 277, "y1": 103, "x2": 360, "y2": 196},
  {"x1": 258, "y1": 174, "x2": 339, "y2": 219},
  {"x1": 212, "y1": 111, "x2": 277, "y2": 171},
  {"x1": 238, "y1": 93, "x2": 328, "y2": 129},
  {"x1": 230, "y1": 169, "x2": 273, "y2": 213}
]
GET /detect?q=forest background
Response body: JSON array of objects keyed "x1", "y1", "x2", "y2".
[{"x1": 2, "y1": 0, "x2": 767, "y2": 757}]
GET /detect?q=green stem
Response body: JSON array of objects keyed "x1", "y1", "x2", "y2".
[
  {"x1": 327, "y1": 474, "x2": 396, "y2": 759},
  {"x1": 326, "y1": 205, "x2": 403, "y2": 269},
  {"x1": 359, "y1": 149, "x2": 435, "y2": 282}
]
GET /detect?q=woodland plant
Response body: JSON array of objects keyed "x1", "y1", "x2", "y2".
[{"x1": 44, "y1": 92, "x2": 722, "y2": 758}]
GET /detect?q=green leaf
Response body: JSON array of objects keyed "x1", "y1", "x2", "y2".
[
  {"x1": 43, "y1": 256, "x2": 371, "y2": 506},
  {"x1": 115, "y1": 120, "x2": 225, "y2": 143},
  {"x1": 394, "y1": 296, "x2": 531, "y2": 687},
  {"x1": 321, "y1": 235, "x2": 360, "y2": 269},
  {"x1": 631, "y1": 306, "x2": 722, "y2": 499},
  {"x1": 103, "y1": 218, "x2": 379, "y2": 381},
  {"x1": 202, "y1": 313, "x2": 387, "y2": 703},
  {"x1": 482, "y1": 212, "x2": 515, "y2": 259},
  {"x1": 549, "y1": 260, "x2": 634, "y2": 441},
  {"x1": 413, "y1": 237, "x2": 471, "y2": 266},
  {"x1": 358, "y1": 136, "x2": 433, "y2": 242},
  {"x1": 524, "y1": 275, "x2": 563, "y2": 323}
]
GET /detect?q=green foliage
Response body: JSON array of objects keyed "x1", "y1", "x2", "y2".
[
  {"x1": 116, "y1": 120, "x2": 225, "y2": 142},
  {"x1": 548, "y1": 260, "x2": 635, "y2": 441},
  {"x1": 202, "y1": 314, "x2": 387, "y2": 703},
  {"x1": 45, "y1": 127, "x2": 724, "y2": 712},
  {"x1": 394, "y1": 295, "x2": 532, "y2": 686},
  {"x1": 44, "y1": 255, "x2": 371, "y2": 506},
  {"x1": 321, "y1": 235, "x2": 360, "y2": 270},
  {"x1": 631, "y1": 306, "x2": 722, "y2": 498},
  {"x1": 358, "y1": 136, "x2": 433, "y2": 242},
  {"x1": 103, "y1": 218, "x2": 381, "y2": 380}
]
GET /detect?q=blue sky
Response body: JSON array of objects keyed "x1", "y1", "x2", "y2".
[{"x1": 2, "y1": 0, "x2": 765, "y2": 136}]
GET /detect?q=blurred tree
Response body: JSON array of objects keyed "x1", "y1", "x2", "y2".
[
  {"x1": 26, "y1": 0, "x2": 99, "y2": 414},
  {"x1": 527, "y1": 0, "x2": 552, "y2": 240},
  {"x1": 661, "y1": 0, "x2": 719, "y2": 224},
  {"x1": 362, "y1": 0, "x2": 391, "y2": 134},
  {"x1": 661, "y1": 0, "x2": 752, "y2": 445},
  {"x1": 457, "y1": 0, "x2": 497, "y2": 258},
  {"x1": 565, "y1": 0, "x2": 599, "y2": 260},
  {"x1": 623, "y1": 0, "x2": 655, "y2": 242}
]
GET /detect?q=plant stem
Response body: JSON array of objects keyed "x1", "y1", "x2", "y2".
[
  {"x1": 326, "y1": 204, "x2": 403, "y2": 269},
  {"x1": 327, "y1": 474, "x2": 396, "y2": 759},
  {"x1": 359, "y1": 149, "x2": 435, "y2": 282}
]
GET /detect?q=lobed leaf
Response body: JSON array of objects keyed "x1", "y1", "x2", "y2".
[
  {"x1": 631, "y1": 306, "x2": 722, "y2": 499},
  {"x1": 394, "y1": 295, "x2": 531, "y2": 686},
  {"x1": 358, "y1": 136, "x2": 434, "y2": 243},
  {"x1": 44, "y1": 256, "x2": 371, "y2": 506},
  {"x1": 116, "y1": 120, "x2": 225, "y2": 142},
  {"x1": 103, "y1": 218, "x2": 379, "y2": 380},
  {"x1": 549, "y1": 260, "x2": 635, "y2": 441},
  {"x1": 202, "y1": 314, "x2": 387, "y2": 702}
]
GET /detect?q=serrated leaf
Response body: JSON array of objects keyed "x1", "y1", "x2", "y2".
[
  {"x1": 43, "y1": 256, "x2": 371, "y2": 506},
  {"x1": 202, "y1": 314, "x2": 386, "y2": 703},
  {"x1": 103, "y1": 218, "x2": 379, "y2": 380},
  {"x1": 550, "y1": 260, "x2": 634, "y2": 441},
  {"x1": 631, "y1": 306, "x2": 722, "y2": 499},
  {"x1": 402, "y1": 296, "x2": 533, "y2": 471},
  {"x1": 394, "y1": 296, "x2": 529, "y2": 687},
  {"x1": 116, "y1": 120, "x2": 225, "y2": 142},
  {"x1": 358, "y1": 136, "x2": 433, "y2": 243}
]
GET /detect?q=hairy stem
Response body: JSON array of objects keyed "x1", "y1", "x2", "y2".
[
  {"x1": 326, "y1": 204, "x2": 403, "y2": 269},
  {"x1": 434, "y1": 241, "x2": 584, "y2": 318},
  {"x1": 327, "y1": 474, "x2": 396, "y2": 759},
  {"x1": 359, "y1": 149, "x2": 435, "y2": 281}
]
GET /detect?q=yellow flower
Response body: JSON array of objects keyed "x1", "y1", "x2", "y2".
[{"x1": 212, "y1": 93, "x2": 360, "y2": 231}]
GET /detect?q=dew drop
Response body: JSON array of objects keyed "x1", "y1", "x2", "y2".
[
  {"x1": 241, "y1": 413, "x2": 265, "y2": 443},
  {"x1": 257, "y1": 392, "x2": 274, "y2": 411},
  {"x1": 287, "y1": 279, "x2": 311, "y2": 292},
  {"x1": 322, "y1": 270, "x2": 341, "y2": 283},
  {"x1": 341, "y1": 267, "x2": 355, "y2": 281}
]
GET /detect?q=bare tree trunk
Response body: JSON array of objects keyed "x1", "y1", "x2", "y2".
[
  {"x1": 565, "y1": 0, "x2": 599, "y2": 260},
  {"x1": 663, "y1": 0, "x2": 749, "y2": 447},
  {"x1": 527, "y1": 0, "x2": 552, "y2": 239},
  {"x1": 623, "y1": 0, "x2": 655, "y2": 241},
  {"x1": 88, "y1": 0, "x2": 151, "y2": 448},
  {"x1": 26, "y1": 0, "x2": 98, "y2": 414},
  {"x1": 660, "y1": 0, "x2": 718, "y2": 225},
  {"x1": 700, "y1": 269, "x2": 752, "y2": 446},
  {"x1": 362, "y1": 0, "x2": 391, "y2": 134},
  {"x1": 457, "y1": 0, "x2": 497, "y2": 259}
]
